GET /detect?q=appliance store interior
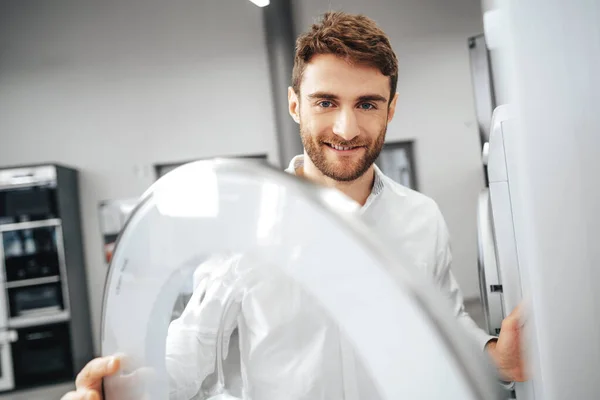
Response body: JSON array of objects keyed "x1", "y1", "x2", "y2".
[{"x1": 0, "y1": 0, "x2": 598, "y2": 399}]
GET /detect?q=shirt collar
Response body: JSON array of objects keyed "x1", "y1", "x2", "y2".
[{"x1": 285, "y1": 154, "x2": 385, "y2": 197}]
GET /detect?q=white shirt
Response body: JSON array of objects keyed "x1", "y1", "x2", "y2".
[
  {"x1": 286, "y1": 155, "x2": 493, "y2": 351},
  {"x1": 165, "y1": 155, "x2": 494, "y2": 400}
]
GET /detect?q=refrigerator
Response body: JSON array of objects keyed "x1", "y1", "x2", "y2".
[{"x1": 477, "y1": 1, "x2": 600, "y2": 399}]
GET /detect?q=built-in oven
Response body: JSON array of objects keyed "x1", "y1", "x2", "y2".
[
  {"x1": 0, "y1": 167, "x2": 59, "y2": 225},
  {"x1": 0, "y1": 167, "x2": 78, "y2": 391},
  {"x1": 1, "y1": 221, "x2": 70, "y2": 328},
  {"x1": 2, "y1": 224, "x2": 61, "y2": 282},
  {"x1": 7, "y1": 282, "x2": 65, "y2": 319},
  {"x1": 11, "y1": 322, "x2": 73, "y2": 387}
]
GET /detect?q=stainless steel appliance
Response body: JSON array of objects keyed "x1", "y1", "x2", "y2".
[
  {"x1": 2, "y1": 220, "x2": 70, "y2": 328},
  {"x1": 0, "y1": 164, "x2": 93, "y2": 391}
]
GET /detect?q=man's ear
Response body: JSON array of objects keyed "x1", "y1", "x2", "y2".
[
  {"x1": 387, "y1": 92, "x2": 399, "y2": 123},
  {"x1": 288, "y1": 87, "x2": 300, "y2": 124}
]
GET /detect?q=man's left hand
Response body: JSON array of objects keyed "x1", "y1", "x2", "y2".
[{"x1": 486, "y1": 303, "x2": 527, "y2": 382}]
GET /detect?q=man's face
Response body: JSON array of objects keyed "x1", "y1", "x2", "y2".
[{"x1": 288, "y1": 54, "x2": 398, "y2": 182}]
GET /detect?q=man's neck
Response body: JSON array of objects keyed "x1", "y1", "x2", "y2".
[{"x1": 297, "y1": 154, "x2": 375, "y2": 206}]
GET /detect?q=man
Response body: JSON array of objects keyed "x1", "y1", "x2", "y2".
[{"x1": 62, "y1": 11, "x2": 525, "y2": 400}]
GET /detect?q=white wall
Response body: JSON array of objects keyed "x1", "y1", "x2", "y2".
[
  {"x1": 0, "y1": 0, "x2": 278, "y2": 353},
  {"x1": 293, "y1": 0, "x2": 486, "y2": 298}
]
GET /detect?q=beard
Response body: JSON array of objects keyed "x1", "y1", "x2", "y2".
[{"x1": 300, "y1": 123, "x2": 387, "y2": 182}]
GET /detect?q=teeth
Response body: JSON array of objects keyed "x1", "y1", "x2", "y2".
[{"x1": 332, "y1": 144, "x2": 352, "y2": 151}]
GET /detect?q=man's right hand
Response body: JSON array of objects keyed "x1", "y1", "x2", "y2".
[{"x1": 61, "y1": 356, "x2": 120, "y2": 400}]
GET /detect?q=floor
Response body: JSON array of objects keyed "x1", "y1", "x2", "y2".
[
  {"x1": 0, "y1": 298, "x2": 488, "y2": 399},
  {"x1": 0, "y1": 383, "x2": 74, "y2": 400}
]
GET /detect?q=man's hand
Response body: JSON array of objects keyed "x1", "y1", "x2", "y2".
[
  {"x1": 486, "y1": 303, "x2": 527, "y2": 382},
  {"x1": 61, "y1": 356, "x2": 120, "y2": 400}
]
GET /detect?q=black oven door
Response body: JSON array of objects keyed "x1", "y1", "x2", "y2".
[
  {"x1": 11, "y1": 323, "x2": 73, "y2": 387},
  {"x1": 7, "y1": 282, "x2": 65, "y2": 319},
  {"x1": 0, "y1": 186, "x2": 58, "y2": 223},
  {"x1": 2, "y1": 223, "x2": 62, "y2": 282}
]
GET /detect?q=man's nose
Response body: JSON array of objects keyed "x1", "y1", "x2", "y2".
[{"x1": 332, "y1": 108, "x2": 360, "y2": 141}]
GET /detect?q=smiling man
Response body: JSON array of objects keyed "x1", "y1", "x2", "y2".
[
  {"x1": 288, "y1": 52, "x2": 393, "y2": 205},
  {"x1": 285, "y1": 11, "x2": 525, "y2": 383},
  {"x1": 63, "y1": 11, "x2": 525, "y2": 400}
]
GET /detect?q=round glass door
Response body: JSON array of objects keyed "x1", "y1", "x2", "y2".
[{"x1": 101, "y1": 160, "x2": 501, "y2": 400}]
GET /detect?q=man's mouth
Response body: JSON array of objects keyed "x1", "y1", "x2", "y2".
[{"x1": 324, "y1": 143, "x2": 363, "y2": 152}]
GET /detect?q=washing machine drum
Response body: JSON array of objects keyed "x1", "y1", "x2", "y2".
[{"x1": 101, "y1": 160, "x2": 501, "y2": 400}]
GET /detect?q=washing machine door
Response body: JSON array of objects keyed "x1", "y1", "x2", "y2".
[{"x1": 100, "y1": 159, "x2": 502, "y2": 400}]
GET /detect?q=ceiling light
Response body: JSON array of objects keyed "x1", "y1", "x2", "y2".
[{"x1": 248, "y1": 0, "x2": 269, "y2": 7}]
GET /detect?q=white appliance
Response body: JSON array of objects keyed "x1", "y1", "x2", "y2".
[
  {"x1": 479, "y1": 1, "x2": 600, "y2": 399},
  {"x1": 478, "y1": 105, "x2": 535, "y2": 400},
  {"x1": 100, "y1": 160, "x2": 503, "y2": 400}
]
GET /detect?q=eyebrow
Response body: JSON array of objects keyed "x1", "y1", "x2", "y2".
[
  {"x1": 357, "y1": 94, "x2": 388, "y2": 103},
  {"x1": 307, "y1": 92, "x2": 339, "y2": 100},
  {"x1": 307, "y1": 92, "x2": 388, "y2": 103}
]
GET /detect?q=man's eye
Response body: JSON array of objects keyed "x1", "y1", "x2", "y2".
[
  {"x1": 318, "y1": 101, "x2": 334, "y2": 108},
  {"x1": 359, "y1": 103, "x2": 376, "y2": 110}
]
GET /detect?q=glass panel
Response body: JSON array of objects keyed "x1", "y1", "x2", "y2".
[
  {"x1": 12, "y1": 323, "x2": 73, "y2": 387},
  {"x1": 101, "y1": 160, "x2": 500, "y2": 400},
  {"x1": 8, "y1": 283, "x2": 64, "y2": 318},
  {"x1": 2, "y1": 226, "x2": 60, "y2": 281},
  {"x1": 376, "y1": 142, "x2": 417, "y2": 189},
  {"x1": 0, "y1": 186, "x2": 58, "y2": 222}
]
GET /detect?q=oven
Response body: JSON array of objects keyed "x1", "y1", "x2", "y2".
[
  {"x1": 7, "y1": 282, "x2": 65, "y2": 319},
  {"x1": 0, "y1": 166, "x2": 81, "y2": 391},
  {"x1": 1, "y1": 220, "x2": 70, "y2": 328},
  {"x1": 11, "y1": 323, "x2": 73, "y2": 387},
  {"x1": 2, "y1": 224, "x2": 61, "y2": 282},
  {"x1": 0, "y1": 167, "x2": 58, "y2": 226}
]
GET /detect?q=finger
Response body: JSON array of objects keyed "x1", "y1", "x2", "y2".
[
  {"x1": 501, "y1": 310, "x2": 521, "y2": 333},
  {"x1": 505, "y1": 301, "x2": 525, "y2": 321},
  {"x1": 508, "y1": 302, "x2": 523, "y2": 318},
  {"x1": 76, "y1": 356, "x2": 121, "y2": 390},
  {"x1": 513, "y1": 302, "x2": 529, "y2": 327}
]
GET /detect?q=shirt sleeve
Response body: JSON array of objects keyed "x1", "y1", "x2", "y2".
[
  {"x1": 165, "y1": 254, "x2": 242, "y2": 400},
  {"x1": 431, "y1": 206, "x2": 497, "y2": 352}
]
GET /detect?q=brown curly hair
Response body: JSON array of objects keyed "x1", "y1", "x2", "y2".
[{"x1": 292, "y1": 11, "x2": 399, "y2": 103}]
